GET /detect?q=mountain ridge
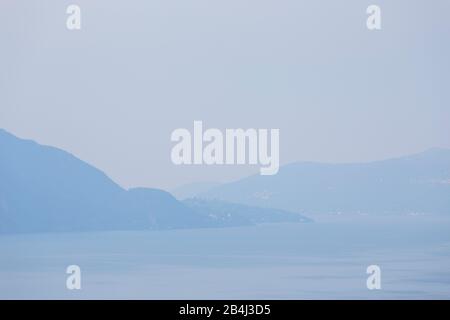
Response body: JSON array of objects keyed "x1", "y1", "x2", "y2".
[
  {"x1": 0, "y1": 128, "x2": 310, "y2": 233},
  {"x1": 198, "y1": 148, "x2": 450, "y2": 216}
]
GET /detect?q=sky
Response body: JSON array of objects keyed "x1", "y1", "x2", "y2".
[{"x1": 1, "y1": 0, "x2": 450, "y2": 190}]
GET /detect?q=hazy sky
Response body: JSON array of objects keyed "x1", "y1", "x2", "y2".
[{"x1": 1, "y1": 0, "x2": 449, "y2": 190}]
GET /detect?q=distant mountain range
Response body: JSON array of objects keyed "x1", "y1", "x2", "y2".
[
  {"x1": 0, "y1": 129, "x2": 309, "y2": 233},
  {"x1": 171, "y1": 181, "x2": 222, "y2": 200},
  {"x1": 183, "y1": 198, "x2": 312, "y2": 226},
  {"x1": 198, "y1": 148, "x2": 450, "y2": 216},
  {"x1": 2, "y1": 127, "x2": 448, "y2": 234}
]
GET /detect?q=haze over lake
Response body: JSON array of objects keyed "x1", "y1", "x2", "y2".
[{"x1": 1, "y1": 0, "x2": 450, "y2": 301}]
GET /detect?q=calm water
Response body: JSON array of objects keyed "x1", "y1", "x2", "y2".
[{"x1": 1, "y1": 215, "x2": 450, "y2": 299}]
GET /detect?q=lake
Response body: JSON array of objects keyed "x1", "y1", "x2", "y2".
[{"x1": 1, "y1": 215, "x2": 450, "y2": 299}]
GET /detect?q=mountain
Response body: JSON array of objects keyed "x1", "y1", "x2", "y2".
[
  {"x1": 0, "y1": 129, "x2": 310, "y2": 233},
  {"x1": 0, "y1": 129, "x2": 214, "y2": 233},
  {"x1": 199, "y1": 149, "x2": 450, "y2": 216},
  {"x1": 183, "y1": 198, "x2": 311, "y2": 226},
  {"x1": 171, "y1": 182, "x2": 221, "y2": 200}
]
